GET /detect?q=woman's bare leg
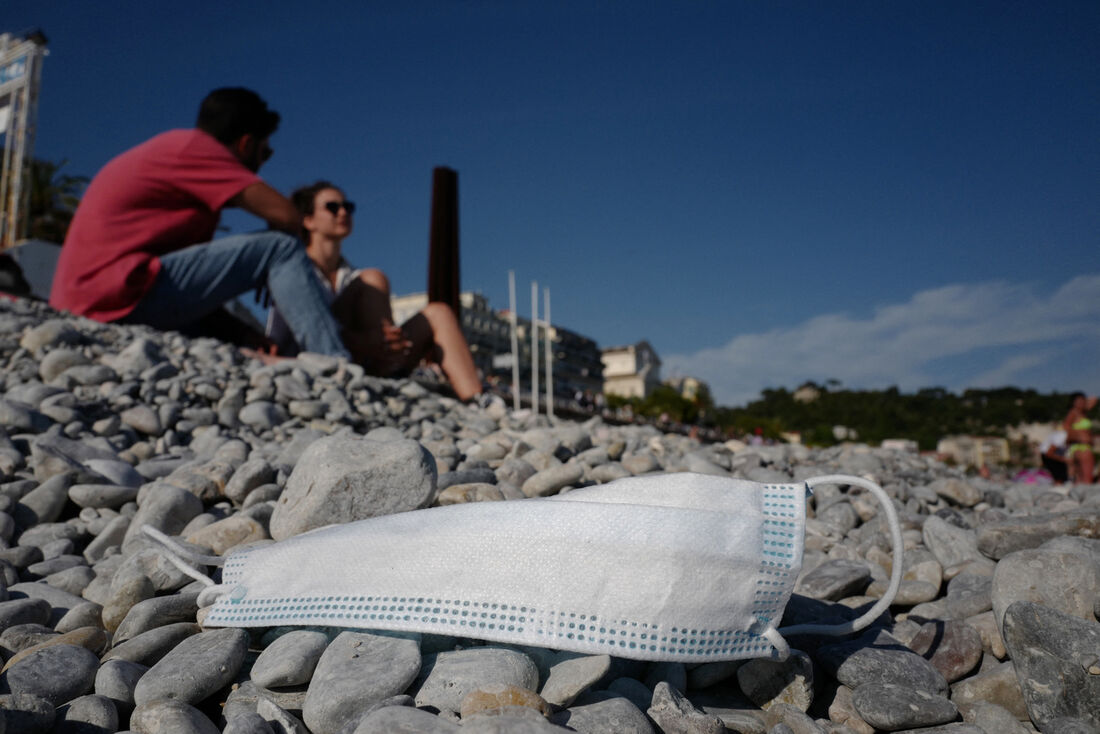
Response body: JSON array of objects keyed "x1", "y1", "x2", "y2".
[
  {"x1": 400, "y1": 302, "x2": 480, "y2": 401},
  {"x1": 332, "y1": 269, "x2": 410, "y2": 373}
]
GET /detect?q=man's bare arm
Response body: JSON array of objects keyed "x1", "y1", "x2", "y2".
[{"x1": 228, "y1": 182, "x2": 301, "y2": 236}]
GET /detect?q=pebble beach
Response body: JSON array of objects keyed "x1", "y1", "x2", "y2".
[{"x1": 0, "y1": 294, "x2": 1097, "y2": 734}]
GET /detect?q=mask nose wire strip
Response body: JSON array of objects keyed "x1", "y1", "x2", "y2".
[
  {"x1": 140, "y1": 526, "x2": 233, "y2": 607},
  {"x1": 776, "y1": 474, "x2": 904, "y2": 639}
]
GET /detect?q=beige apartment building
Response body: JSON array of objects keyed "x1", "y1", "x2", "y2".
[{"x1": 601, "y1": 341, "x2": 661, "y2": 398}]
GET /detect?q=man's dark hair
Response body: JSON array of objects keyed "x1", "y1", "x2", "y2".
[
  {"x1": 196, "y1": 88, "x2": 280, "y2": 145},
  {"x1": 1069, "y1": 391, "x2": 1086, "y2": 408},
  {"x1": 291, "y1": 181, "x2": 340, "y2": 216}
]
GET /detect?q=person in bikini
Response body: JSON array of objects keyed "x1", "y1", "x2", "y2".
[
  {"x1": 1063, "y1": 392, "x2": 1097, "y2": 484},
  {"x1": 266, "y1": 180, "x2": 485, "y2": 402}
]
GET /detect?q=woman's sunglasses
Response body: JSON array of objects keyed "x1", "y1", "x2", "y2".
[{"x1": 323, "y1": 201, "x2": 356, "y2": 215}]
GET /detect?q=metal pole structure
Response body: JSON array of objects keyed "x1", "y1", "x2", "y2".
[
  {"x1": 530, "y1": 280, "x2": 539, "y2": 415},
  {"x1": 508, "y1": 270, "x2": 520, "y2": 412},
  {"x1": 544, "y1": 287, "x2": 553, "y2": 419},
  {"x1": 0, "y1": 32, "x2": 47, "y2": 250},
  {"x1": 427, "y1": 167, "x2": 460, "y2": 319}
]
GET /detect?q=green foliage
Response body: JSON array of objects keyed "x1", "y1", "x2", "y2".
[
  {"x1": 27, "y1": 158, "x2": 88, "y2": 243},
  {"x1": 712, "y1": 384, "x2": 1071, "y2": 449}
]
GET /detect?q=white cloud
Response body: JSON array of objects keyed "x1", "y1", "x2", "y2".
[{"x1": 664, "y1": 275, "x2": 1100, "y2": 406}]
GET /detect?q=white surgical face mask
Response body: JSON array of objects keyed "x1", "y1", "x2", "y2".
[{"x1": 147, "y1": 473, "x2": 902, "y2": 662}]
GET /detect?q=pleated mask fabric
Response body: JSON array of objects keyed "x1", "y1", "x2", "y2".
[{"x1": 148, "y1": 472, "x2": 903, "y2": 662}]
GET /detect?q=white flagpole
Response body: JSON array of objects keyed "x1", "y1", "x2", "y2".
[
  {"x1": 531, "y1": 281, "x2": 539, "y2": 415},
  {"x1": 545, "y1": 287, "x2": 553, "y2": 418},
  {"x1": 508, "y1": 270, "x2": 520, "y2": 412}
]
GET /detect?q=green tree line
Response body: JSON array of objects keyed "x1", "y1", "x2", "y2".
[{"x1": 610, "y1": 382, "x2": 1072, "y2": 450}]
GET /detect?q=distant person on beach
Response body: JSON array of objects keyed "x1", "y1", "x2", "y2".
[
  {"x1": 1063, "y1": 392, "x2": 1096, "y2": 484},
  {"x1": 264, "y1": 180, "x2": 482, "y2": 401},
  {"x1": 1038, "y1": 426, "x2": 1069, "y2": 484},
  {"x1": 49, "y1": 88, "x2": 349, "y2": 360}
]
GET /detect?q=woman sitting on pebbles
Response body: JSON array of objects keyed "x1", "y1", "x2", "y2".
[{"x1": 265, "y1": 180, "x2": 482, "y2": 402}]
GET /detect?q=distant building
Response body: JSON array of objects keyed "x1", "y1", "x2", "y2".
[
  {"x1": 602, "y1": 341, "x2": 661, "y2": 399},
  {"x1": 936, "y1": 435, "x2": 1010, "y2": 468},
  {"x1": 390, "y1": 291, "x2": 602, "y2": 398},
  {"x1": 665, "y1": 375, "x2": 709, "y2": 402},
  {"x1": 880, "y1": 439, "x2": 919, "y2": 453},
  {"x1": 391, "y1": 291, "x2": 510, "y2": 378},
  {"x1": 793, "y1": 383, "x2": 821, "y2": 403}
]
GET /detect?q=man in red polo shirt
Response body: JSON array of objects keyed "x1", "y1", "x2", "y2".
[{"x1": 50, "y1": 88, "x2": 349, "y2": 358}]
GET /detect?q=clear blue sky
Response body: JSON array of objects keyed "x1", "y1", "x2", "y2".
[{"x1": 7, "y1": 1, "x2": 1098, "y2": 405}]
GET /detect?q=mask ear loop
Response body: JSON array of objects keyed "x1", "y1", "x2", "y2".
[
  {"x1": 141, "y1": 525, "x2": 232, "y2": 608},
  {"x1": 776, "y1": 474, "x2": 904, "y2": 639}
]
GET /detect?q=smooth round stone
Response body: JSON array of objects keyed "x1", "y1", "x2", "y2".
[
  {"x1": 184, "y1": 514, "x2": 265, "y2": 554},
  {"x1": 852, "y1": 682, "x2": 957, "y2": 730},
  {"x1": 589, "y1": 463, "x2": 631, "y2": 483},
  {"x1": 991, "y1": 549, "x2": 1098, "y2": 631},
  {"x1": 646, "y1": 682, "x2": 725, "y2": 734},
  {"x1": 540, "y1": 654, "x2": 611, "y2": 708},
  {"x1": 495, "y1": 458, "x2": 537, "y2": 487},
  {"x1": 795, "y1": 559, "x2": 872, "y2": 601},
  {"x1": 95, "y1": 658, "x2": 149, "y2": 713},
  {"x1": 69, "y1": 483, "x2": 140, "y2": 509},
  {"x1": 223, "y1": 712, "x2": 278, "y2": 734},
  {"x1": 224, "y1": 459, "x2": 276, "y2": 504},
  {"x1": 0, "y1": 597, "x2": 51, "y2": 631},
  {"x1": 945, "y1": 573, "x2": 993, "y2": 618},
  {"x1": 39, "y1": 348, "x2": 90, "y2": 382},
  {"x1": 521, "y1": 463, "x2": 584, "y2": 497},
  {"x1": 549, "y1": 694, "x2": 653, "y2": 733},
  {"x1": 113, "y1": 593, "x2": 200, "y2": 645},
  {"x1": 0, "y1": 622, "x2": 56, "y2": 658},
  {"x1": 55, "y1": 693, "x2": 120, "y2": 734},
  {"x1": 353, "y1": 705, "x2": 460, "y2": 733},
  {"x1": 102, "y1": 622, "x2": 202, "y2": 666},
  {"x1": 121, "y1": 405, "x2": 163, "y2": 436},
  {"x1": 437, "y1": 468, "x2": 497, "y2": 491},
  {"x1": 120, "y1": 484, "x2": 204, "y2": 551},
  {"x1": 908, "y1": 619, "x2": 983, "y2": 682},
  {"x1": 102, "y1": 573, "x2": 155, "y2": 633},
  {"x1": 949, "y1": 661, "x2": 1029, "y2": 721},
  {"x1": 620, "y1": 453, "x2": 660, "y2": 475},
  {"x1": 133, "y1": 627, "x2": 249, "y2": 706},
  {"x1": 415, "y1": 647, "x2": 538, "y2": 715},
  {"x1": 958, "y1": 701, "x2": 1031, "y2": 734},
  {"x1": 14, "y1": 473, "x2": 73, "y2": 526},
  {"x1": 303, "y1": 631, "x2": 422, "y2": 734},
  {"x1": 3, "y1": 643, "x2": 100, "y2": 706},
  {"x1": 130, "y1": 699, "x2": 220, "y2": 734},
  {"x1": 2, "y1": 626, "x2": 108, "y2": 672},
  {"x1": 1001, "y1": 601, "x2": 1100, "y2": 730},
  {"x1": 20, "y1": 319, "x2": 83, "y2": 352},
  {"x1": 736, "y1": 650, "x2": 814, "y2": 711},
  {"x1": 820, "y1": 641, "x2": 948, "y2": 695},
  {"x1": 928, "y1": 478, "x2": 981, "y2": 507},
  {"x1": 0, "y1": 692, "x2": 56, "y2": 733},
  {"x1": 436, "y1": 482, "x2": 505, "y2": 504},
  {"x1": 238, "y1": 402, "x2": 289, "y2": 431},
  {"x1": 43, "y1": 564, "x2": 96, "y2": 596},
  {"x1": 921, "y1": 516, "x2": 984, "y2": 570},
  {"x1": 250, "y1": 629, "x2": 329, "y2": 688}
]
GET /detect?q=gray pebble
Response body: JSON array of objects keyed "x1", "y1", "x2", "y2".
[
  {"x1": 2, "y1": 643, "x2": 100, "y2": 706},
  {"x1": 55, "y1": 693, "x2": 120, "y2": 734},
  {"x1": 303, "y1": 631, "x2": 422, "y2": 734},
  {"x1": 133, "y1": 627, "x2": 249, "y2": 706},
  {"x1": 851, "y1": 682, "x2": 957, "y2": 730},
  {"x1": 251, "y1": 629, "x2": 330, "y2": 688},
  {"x1": 415, "y1": 647, "x2": 538, "y2": 715},
  {"x1": 130, "y1": 699, "x2": 220, "y2": 734}
]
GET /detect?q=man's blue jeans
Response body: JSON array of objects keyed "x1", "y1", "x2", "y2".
[{"x1": 123, "y1": 231, "x2": 350, "y2": 359}]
